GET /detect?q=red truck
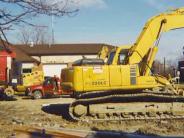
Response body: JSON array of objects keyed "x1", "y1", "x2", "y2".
[{"x1": 27, "y1": 76, "x2": 71, "y2": 99}]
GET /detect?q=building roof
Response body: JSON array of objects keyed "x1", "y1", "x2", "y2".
[
  {"x1": 0, "y1": 40, "x2": 39, "y2": 63},
  {"x1": 15, "y1": 43, "x2": 115, "y2": 56}
]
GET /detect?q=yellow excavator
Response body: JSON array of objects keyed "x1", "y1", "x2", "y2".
[{"x1": 61, "y1": 7, "x2": 184, "y2": 121}]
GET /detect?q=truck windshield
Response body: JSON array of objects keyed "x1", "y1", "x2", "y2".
[
  {"x1": 43, "y1": 79, "x2": 52, "y2": 85},
  {"x1": 107, "y1": 52, "x2": 115, "y2": 65}
]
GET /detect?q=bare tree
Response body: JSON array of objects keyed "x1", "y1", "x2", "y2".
[
  {"x1": 18, "y1": 27, "x2": 31, "y2": 44},
  {"x1": 152, "y1": 59, "x2": 176, "y2": 78},
  {"x1": 32, "y1": 26, "x2": 50, "y2": 45},
  {"x1": 18, "y1": 26, "x2": 50, "y2": 45},
  {"x1": 0, "y1": 0, "x2": 78, "y2": 31}
]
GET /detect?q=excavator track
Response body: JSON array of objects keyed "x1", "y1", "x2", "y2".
[{"x1": 69, "y1": 92, "x2": 184, "y2": 121}]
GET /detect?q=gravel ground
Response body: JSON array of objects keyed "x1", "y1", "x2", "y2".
[{"x1": 0, "y1": 96, "x2": 184, "y2": 138}]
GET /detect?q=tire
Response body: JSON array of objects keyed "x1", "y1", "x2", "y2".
[
  {"x1": 33, "y1": 90, "x2": 42, "y2": 99},
  {"x1": 4, "y1": 87, "x2": 14, "y2": 97}
]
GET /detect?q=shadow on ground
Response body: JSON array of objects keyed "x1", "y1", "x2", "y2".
[
  {"x1": 41, "y1": 103, "x2": 73, "y2": 121},
  {"x1": 0, "y1": 95, "x2": 17, "y2": 101},
  {"x1": 88, "y1": 130, "x2": 184, "y2": 138}
]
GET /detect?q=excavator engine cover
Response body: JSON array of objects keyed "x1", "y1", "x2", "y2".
[{"x1": 73, "y1": 59, "x2": 104, "y2": 66}]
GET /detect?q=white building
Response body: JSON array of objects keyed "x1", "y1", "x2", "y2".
[{"x1": 16, "y1": 43, "x2": 114, "y2": 77}]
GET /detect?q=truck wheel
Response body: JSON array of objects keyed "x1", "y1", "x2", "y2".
[
  {"x1": 25, "y1": 88, "x2": 30, "y2": 96},
  {"x1": 33, "y1": 90, "x2": 42, "y2": 99},
  {"x1": 4, "y1": 87, "x2": 14, "y2": 97}
]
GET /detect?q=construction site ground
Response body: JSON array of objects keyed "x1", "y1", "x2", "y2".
[{"x1": 1, "y1": 95, "x2": 184, "y2": 138}]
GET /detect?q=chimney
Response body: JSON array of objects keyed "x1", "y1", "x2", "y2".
[{"x1": 30, "y1": 41, "x2": 34, "y2": 47}]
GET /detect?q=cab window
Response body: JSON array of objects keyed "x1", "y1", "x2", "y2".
[
  {"x1": 107, "y1": 52, "x2": 115, "y2": 65},
  {"x1": 43, "y1": 79, "x2": 52, "y2": 85},
  {"x1": 118, "y1": 49, "x2": 128, "y2": 65}
]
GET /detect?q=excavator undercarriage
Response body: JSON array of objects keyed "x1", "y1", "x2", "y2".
[{"x1": 69, "y1": 90, "x2": 184, "y2": 121}]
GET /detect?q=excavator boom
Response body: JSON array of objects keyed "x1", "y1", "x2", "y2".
[{"x1": 128, "y1": 8, "x2": 184, "y2": 64}]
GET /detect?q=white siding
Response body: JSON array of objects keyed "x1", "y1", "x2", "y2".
[
  {"x1": 43, "y1": 64, "x2": 67, "y2": 77},
  {"x1": 22, "y1": 63, "x2": 35, "y2": 68},
  {"x1": 84, "y1": 55, "x2": 97, "y2": 59},
  {"x1": 31, "y1": 54, "x2": 98, "y2": 77},
  {"x1": 40, "y1": 55, "x2": 97, "y2": 64},
  {"x1": 32, "y1": 56, "x2": 41, "y2": 62}
]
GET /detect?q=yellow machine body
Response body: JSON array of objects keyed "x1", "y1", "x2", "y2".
[
  {"x1": 22, "y1": 70, "x2": 44, "y2": 87},
  {"x1": 16, "y1": 64, "x2": 44, "y2": 92},
  {"x1": 61, "y1": 8, "x2": 184, "y2": 93},
  {"x1": 62, "y1": 65, "x2": 160, "y2": 92},
  {"x1": 62, "y1": 46, "x2": 165, "y2": 92},
  {"x1": 22, "y1": 64, "x2": 44, "y2": 87}
]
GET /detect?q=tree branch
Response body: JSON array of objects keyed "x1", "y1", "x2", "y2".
[{"x1": 0, "y1": 0, "x2": 79, "y2": 29}]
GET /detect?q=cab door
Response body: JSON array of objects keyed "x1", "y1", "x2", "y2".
[
  {"x1": 109, "y1": 65, "x2": 122, "y2": 86},
  {"x1": 109, "y1": 48, "x2": 130, "y2": 87},
  {"x1": 43, "y1": 78, "x2": 54, "y2": 94}
]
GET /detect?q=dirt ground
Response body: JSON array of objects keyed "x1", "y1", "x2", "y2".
[{"x1": 1, "y1": 95, "x2": 184, "y2": 138}]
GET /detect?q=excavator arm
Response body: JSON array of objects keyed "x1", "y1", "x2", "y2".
[{"x1": 127, "y1": 7, "x2": 184, "y2": 65}]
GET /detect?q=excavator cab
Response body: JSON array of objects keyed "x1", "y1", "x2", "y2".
[{"x1": 107, "y1": 46, "x2": 129, "y2": 65}]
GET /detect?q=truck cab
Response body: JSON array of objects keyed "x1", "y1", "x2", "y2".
[{"x1": 27, "y1": 76, "x2": 64, "y2": 99}]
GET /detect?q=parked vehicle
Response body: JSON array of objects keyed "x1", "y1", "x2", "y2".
[
  {"x1": 27, "y1": 76, "x2": 71, "y2": 99},
  {"x1": 18, "y1": 64, "x2": 45, "y2": 93}
]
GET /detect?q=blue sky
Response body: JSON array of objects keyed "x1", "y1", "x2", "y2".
[{"x1": 6, "y1": 0, "x2": 184, "y2": 62}]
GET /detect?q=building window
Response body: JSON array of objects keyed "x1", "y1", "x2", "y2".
[{"x1": 22, "y1": 68, "x2": 32, "y2": 73}]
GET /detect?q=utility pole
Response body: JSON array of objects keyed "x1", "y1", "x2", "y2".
[
  {"x1": 51, "y1": 13, "x2": 55, "y2": 45},
  {"x1": 163, "y1": 57, "x2": 166, "y2": 76},
  {"x1": 49, "y1": 7, "x2": 55, "y2": 48}
]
